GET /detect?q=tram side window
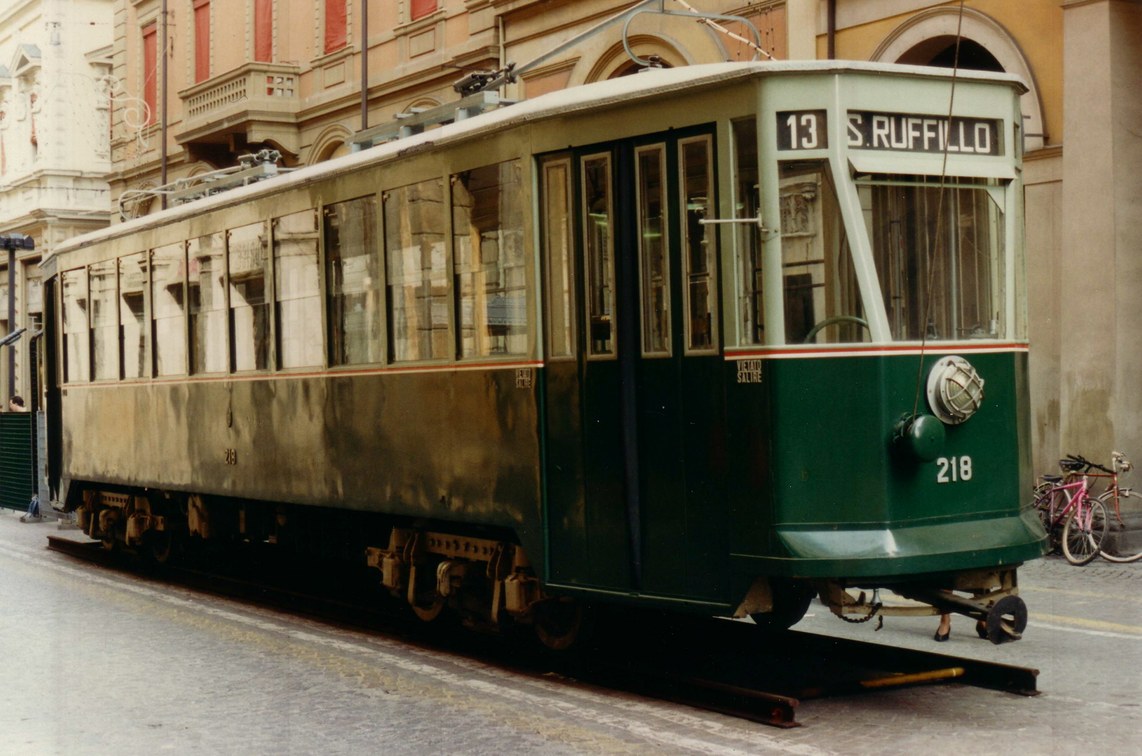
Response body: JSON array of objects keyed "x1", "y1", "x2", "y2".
[
  {"x1": 452, "y1": 159, "x2": 527, "y2": 357},
  {"x1": 229, "y1": 222, "x2": 271, "y2": 371},
  {"x1": 637, "y1": 144, "x2": 670, "y2": 355},
  {"x1": 732, "y1": 118, "x2": 763, "y2": 345},
  {"x1": 582, "y1": 154, "x2": 615, "y2": 356},
  {"x1": 326, "y1": 196, "x2": 382, "y2": 366},
  {"x1": 119, "y1": 252, "x2": 148, "y2": 379},
  {"x1": 89, "y1": 260, "x2": 118, "y2": 381},
  {"x1": 541, "y1": 157, "x2": 575, "y2": 359},
  {"x1": 274, "y1": 210, "x2": 323, "y2": 369},
  {"x1": 386, "y1": 179, "x2": 448, "y2": 362},
  {"x1": 861, "y1": 176, "x2": 1005, "y2": 340},
  {"x1": 61, "y1": 268, "x2": 90, "y2": 383},
  {"x1": 681, "y1": 136, "x2": 718, "y2": 352},
  {"x1": 151, "y1": 243, "x2": 187, "y2": 376},
  {"x1": 779, "y1": 161, "x2": 867, "y2": 344},
  {"x1": 188, "y1": 232, "x2": 228, "y2": 374}
]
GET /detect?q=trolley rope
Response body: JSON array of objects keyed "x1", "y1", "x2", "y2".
[{"x1": 669, "y1": 0, "x2": 776, "y2": 60}]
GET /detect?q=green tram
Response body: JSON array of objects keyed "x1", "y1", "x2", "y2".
[{"x1": 43, "y1": 61, "x2": 1046, "y2": 647}]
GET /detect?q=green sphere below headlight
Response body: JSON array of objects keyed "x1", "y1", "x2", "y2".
[{"x1": 905, "y1": 413, "x2": 946, "y2": 462}]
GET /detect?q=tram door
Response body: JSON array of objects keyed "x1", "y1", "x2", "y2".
[{"x1": 541, "y1": 130, "x2": 727, "y2": 599}]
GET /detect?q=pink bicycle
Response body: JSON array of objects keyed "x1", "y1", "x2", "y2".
[{"x1": 1033, "y1": 455, "x2": 1109, "y2": 566}]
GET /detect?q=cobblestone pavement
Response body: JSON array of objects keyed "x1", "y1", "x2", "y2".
[{"x1": 2, "y1": 510, "x2": 1141, "y2": 755}]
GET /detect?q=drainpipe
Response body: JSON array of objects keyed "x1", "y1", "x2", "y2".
[
  {"x1": 827, "y1": 0, "x2": 836, "y2": 60},
  {"x1": 160, "y1": 0, "x2": 168, "y2": 207},
  {"x1": 361, "y1": 0, "x2": 368, "y2": 130},
  {"x1": 6, "y1": 246, "x2": 13, "y2": 396}
]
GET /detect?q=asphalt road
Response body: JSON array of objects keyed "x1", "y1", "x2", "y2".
[{"x1": 1, "y1": 510, "x2": 1139, "y2": 755}]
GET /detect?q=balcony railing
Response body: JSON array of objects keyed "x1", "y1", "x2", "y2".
[{"x1": 176, "y1": 62, "x2": 302, "y2": 154}]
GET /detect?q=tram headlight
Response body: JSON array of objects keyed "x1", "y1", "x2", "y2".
[{"x1": 926, "y1": 355, "x2": 985, "y2": 425}]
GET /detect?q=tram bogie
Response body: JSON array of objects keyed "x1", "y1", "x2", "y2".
[{"x1": 43, "y1": 61, "x2": 1045, "y2": 649}]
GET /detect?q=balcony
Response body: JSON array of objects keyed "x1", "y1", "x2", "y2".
[{"x1": 176, "y1": 62, "x2": 302, "y2": 156}]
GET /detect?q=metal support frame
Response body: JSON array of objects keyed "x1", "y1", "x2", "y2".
[
  {"x1": 116, "y1": 150, "x2": 289, "y2": 220},
  {"x1": 350, "y1": 91, "x2": 515, "y2": 150}
]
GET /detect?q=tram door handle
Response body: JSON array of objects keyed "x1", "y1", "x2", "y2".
[{"x1": 699, "y1": 216, "x2": 770, "y2": 234}]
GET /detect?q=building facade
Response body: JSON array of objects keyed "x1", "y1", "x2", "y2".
[
  {"x1": 70, "y1": 0, "x2": 1142, "y2": 471},
  {"x1": 0, "y1": 0, "x2": 113, "y2": 402}
]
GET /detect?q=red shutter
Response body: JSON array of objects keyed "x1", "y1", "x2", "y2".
[
  {"x1": 324, "y1": 0, "x2": 347, "y2": 54},
  {"x1": 143, "y1": 23, "x2": 157, "y2": 125},
  {"x1": 254, "y1": 0, "x2": 272, "y2": 62},
  {"x1": 194, "y1": 0, "x2": 210, "y2": 83},
  {"x1": 410, "y1": 0, "x2": 437, "y2": 21}
]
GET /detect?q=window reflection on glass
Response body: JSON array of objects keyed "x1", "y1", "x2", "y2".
[
  {"x1": 637, "y1": 145, "x2": 669, "y2": 355},
  {"x1": 62, "y1": 268, "x2": 89, "y2": 382},
  {"x1": 188, "y1": 232, "x2": 228, "y2": 374},
  {"x1": 452, "y1": 160, "x2": 527, "y2": 357},
  {"x1": 582, "y1": 154, "x2": 614, "y2": 356},
  {"x1": 274, "y1": 210, "x2": 323, "y2": 369},
  {"x1": 229, "y1": 223, "x2": 271, "y2": 371},
  {"x1": 779, "y1": 161, "x2": 867, "y2": 344},
  {"x1": 860, "y1": 176, "x2": 1005, "y2": 341},
  {"x1": 326, "y1": 196, "x2": 381, "y2": 365},
  {"x1": 541, "y1": 158, "x2": 574, "y2": 359},
  {"x1": 732, "y1": 118, "x2": 763, "y2": 345},
  {"x1": 90, "y1": 260, "x2": 118, "y2": 381},
  {"x1": 151, "y1": 243, "x2": 186, "y2": 376},
  {"x1": 386, "y1": 180, "x2": 448, "y2": 362},
  {"x1": 119, "y1": 253, "x2": 148, "y2": 379},
  {"x1": 681, "y1": 136, "x2": 717, "y2": 351}
]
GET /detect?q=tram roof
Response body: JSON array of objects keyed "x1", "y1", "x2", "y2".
[{"x1": 52, "y1": 60, "x2": 1027, "y2": 260}]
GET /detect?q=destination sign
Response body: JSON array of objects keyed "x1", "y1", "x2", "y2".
[
  {"x1": 846, "y1": 111, "x2": 1001, "y2": 155},
  {"x1": 776, "y1": 110, "x2": 1002, "y2": 156}
]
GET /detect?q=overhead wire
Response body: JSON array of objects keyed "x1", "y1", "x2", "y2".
[{"x1": 911, "y1": 0, "x2": 968, "y2": 419}]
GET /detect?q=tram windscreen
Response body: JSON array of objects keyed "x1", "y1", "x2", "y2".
[
  {"x1": 779, "y1": 162, "x2": 867, "y2": 344},
  {"x1": 859, "y1": 176, "x2": 1005, "y2": 341}
]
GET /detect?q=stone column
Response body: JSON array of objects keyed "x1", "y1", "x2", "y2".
[{"x1": 1059, "y1": 0, "x2": 1142, "y2": 458}]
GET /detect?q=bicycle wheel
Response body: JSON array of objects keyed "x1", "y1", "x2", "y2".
[
  {"x1": 1034, "y1": 487, "x2": 1060, "y2": 553},
  {"x1": 1061, "y1": 498, "x2": 1109, "y2": 566},
  {"x1": 1098, "y1": 490, "x2": 1142, "y2": 563}
]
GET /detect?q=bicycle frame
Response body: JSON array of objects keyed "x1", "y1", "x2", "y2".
[
  {"x1": 1088, "y1": 451, "x2": 1134, "y2": 524},
  {"x1": 1039, "y1": 475, "x2": 1091, "y2": 529}
]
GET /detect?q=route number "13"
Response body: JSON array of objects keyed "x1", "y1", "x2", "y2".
[
  {"x1": 779, "y1": 110, "x2": 828, "y2": 151},
  {"x1": 936, "y1": 456, "x2": 973, "y2": 484}
]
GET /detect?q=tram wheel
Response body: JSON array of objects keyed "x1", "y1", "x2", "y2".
[
  {"x1": 411, "y1": 596, "x2": 446, "y2": 622},
  {"x1": 534, "y1": 598, "x2": 584, "y2": 651},
  {"x1": 984, "y1": 596, "x2": 1027, "y2": 644},
  {"x1": 750, "y1": 579, "x2": 815, "y2": 631},
  {"x1": 147, "y1": 530, "x2": 174, "y2": 564}
]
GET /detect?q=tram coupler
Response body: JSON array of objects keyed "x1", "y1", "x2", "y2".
[{"x1": 902, "y1": 574, "x2": 1028, "y2": 644}]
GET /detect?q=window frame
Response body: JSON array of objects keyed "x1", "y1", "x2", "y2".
[
  {"x1": 119, "y1": 252, "x2": 150, "y2": 380},
  {"x1": 580, "y1": 152, "x2": 616, "y2": 361},
  {"x1": 325, "y1": 194, "x2": 384, "y2": 367},
  {"x1": 193, "y1": 0, "x2": 211, "y2": 84},
  {"x1": 384, "y1": 178, "x2": 451, "y2": 364},
  {"x1": 540, "y1": 156, "x2": 576, "y2": 361},
  {"x1": 151, "y1": 242, "x2": 188, "y2": 377},
  {"x1": 678, "y1": 134, "x2": 719, "y2": 354},
  {"x1": 450, "y1": 159, "x2": 528, "y2": 360}
]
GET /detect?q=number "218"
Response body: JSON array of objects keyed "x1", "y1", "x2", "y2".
[{"x1": 936, "y1": 456, "x2": 973, "y2": 484}]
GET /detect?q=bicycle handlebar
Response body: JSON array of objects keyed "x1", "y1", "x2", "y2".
[{"x1": 1060, "y1": 453, "x2": 1116, "y2": 475}]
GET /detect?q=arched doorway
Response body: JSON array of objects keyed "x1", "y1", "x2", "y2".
[
  {"x1": 872, "y1": 8, "x2": 1045, "y2": 151},
  {"x1": 897, "y1": 36, "x2": 1004, "y2": 72}
]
